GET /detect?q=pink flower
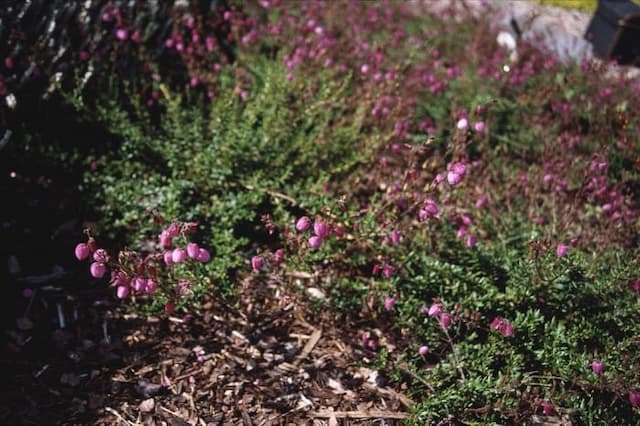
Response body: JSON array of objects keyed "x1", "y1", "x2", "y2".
[
  {"x1": 629, "y1": 391, "x2": 640, "y2": 407},
  {"x1": 197, "y1": 248, "x2": 211, "y2": 263},
  {"x1": 132, "y1": 277, "x2": 146, "y2": 292},
  {"x1": 591, "y1": 360, "x2": 604, "y2": 375},
  {"x1": 172, "y1": 248, "x2": 187, "y2": 264},
  {"x1": 360, "y1": 64, "x2": 370, "y2": 74},
  {"x1": 75, "y1": 243, "x2": 90, "y2": 260},
  {"x1": 251, "y1": 255, "x2": 263, "y2": 271},
  {"x1": 474, "y1": 121, "x2": 485, "y2": 132},
  {"x1": 423, "y1": 199, "x2": 439, "y2": 216},
  {"x1": 145, "y1": 280, "x2": 158, "y2": 294},
  {"x1": 93, "y1": 248, "x2": 108, "y2": 262},
  {"x1": 456, "y1": 118, "x2": 468, "y2": 130},
  {"x1": 164, "y1": 301, "x2": 175, "y2": 314},
  {"x1": 90, "y1": 262, "x2": 106, "y2": 278},
  {"x1": 389, "y1": 229, "x2": 401, "y2": 245},
  {"x1": 447, "y1": 171, "x2": 463, "y2": 186},
  {"x1": 186, "y1": 243, "x2": 200, "y2": 259},
  {"x1": 313, "y1": 220, "x2": 330, "y2": 238},
  {"x1": 541, "y1": 401, "x2": 553, "y2": 415},
  {"x1": 382, "y1": 264, "x2": 394, "y2": 279},
  {"x1": 490, "y1": 317, "x2": 514, "y2": 337},
  {"x1": 466, "y1": 234, "x2": 477, "y2": 248},
  {"x1": 274, "y1": 249, "x2": 285, "y2": 264},
  {"x1": 418, "y1": 345, "x2": 429, "y2": 356},
  {"x1": 428, "y1": 303, "x2": 442, "y2": 317},
  {"x1": 439, "y1": 313, "x2": 453, "y2": 329},
  {"x1": 159, "y1": 231, "x2": 173, "y2": 248},
  {"x1": 308, "y1": 235, "x2": 323, "y2": 249},
  {"x1": 556, "y1": 244, "x2": 568, "y2": 258},
  {"x1": 4, "y1": 57, "x2": 14, "y2": 69},
  {"x1": 384, "y1": 296, "x2": 395, "y2": 311},
  {"x1": 115, "y1": 28, "x2": 128, "y2": 41},
  {"x1": 163, "y1": 251, "x2": 174, "y2": 265},
  {"x1": 296, "y1": 216, "x2": 311, "y2": 232},
  {"x1": 116, "y1": 285, "x2": 129, "y2": 299}
]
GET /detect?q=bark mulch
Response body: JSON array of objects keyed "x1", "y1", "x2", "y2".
[{"x1": 1, "y1": 275, "x2": 413, "y2": 425}]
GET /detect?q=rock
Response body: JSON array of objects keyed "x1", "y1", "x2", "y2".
[{"x1": 305, "y1": 287, "x2": 326, "y2": 300}]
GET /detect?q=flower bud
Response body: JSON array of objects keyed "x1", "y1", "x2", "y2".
[
  {"x1": 93, "y1": 248, "x2": 108, "y2": 262},
  {"x1": 90, "y1": 262, "x2": 106, "y2": 278},
  {"x1": 197, "y1": 248, "x2": 211, "y2": 263},
  {"x1": 556, "y1": 244, "x2": 568, "y2": 258},
  {"x1": 116, "y1": 285, "x2": 129, "y2": 299},
  {"x1": 164, "y1": 251, "x2": 174, "y2": 265},
  {"x1": 418, "y1": 345, "x2": 429, "y2": 356},
  {"x1": 145, "y1": 280, "x2": 158, "y2": 294},
  {"x1": 251, "y1": 256, "x2": 263, "y2": 271},
  {"x1": 187, "y1": 242, "x2": 200, "y2": 259},
  {"x1": 274, "y1": 249, "x2": 285, "y2": 264},
  {"x1": 384, "y1": 296, "x2": 395, "y2": 311},
  {"x1": 75, "y1": 243, "x2": 90, "y2": 260},
  {"x1": 296, "y1": 216, "x2": 311, "y2": 232},
  {"x1": 428, "y1": 303, "x2": 442, "y2": 317},
  {"x1": 474, "y1": 121, "x2": 485, "y2": 132},
  {"x1": 541, "y1": 401, "x2": 553, "y2": 415},
  {"x1": 308, "y1": 236, "x2": 323, "y2": 249},
  {"x1": 159, "y1": 231, "x2": 172, "y2": 248},
  {"x1": 629, "y1": 391, "x2": 640, "y2": 407},
  {"x1": 133, "y1": 277, "x2": 147, "y2": 292},
  {"x1": 591, "y1": 360, "x2": 604, "y2": 375},
  {"x1": 164, "y1": 301, "x2": 175, "y2": 314},
  {"x1": 313, "y1": 220, "x2": 330, "y2": 238},
  {"x1": 172, "y1": 248, "x2": 187, "y2": 264},
  {"x1": 447, "y1": 171, "x2": 462, "y2": 186},
  {"x1": 439, "y1": 313, "x2": 453, "y2": 329},
  {"x1": 456, "y1": 118, "x2": 468, "y2": 130}
]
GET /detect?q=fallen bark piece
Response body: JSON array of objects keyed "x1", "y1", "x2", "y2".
[{"x1": 311, "y1": 409, "x2": 408, "y2": 419}]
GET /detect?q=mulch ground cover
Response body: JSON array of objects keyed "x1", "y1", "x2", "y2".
[{"x1": 1, "y1": 275, "x2": 412, "y2": 425}]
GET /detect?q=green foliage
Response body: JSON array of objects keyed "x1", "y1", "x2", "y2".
[{"x1": 83, "y1": 59, "x2": 370, "y2": 296}]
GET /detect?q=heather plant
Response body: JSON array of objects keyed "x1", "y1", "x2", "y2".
[{"x1": 13, "y1": 0, "x2": 640, "y2": 422}]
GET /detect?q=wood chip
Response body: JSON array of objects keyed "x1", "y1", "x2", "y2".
[
  {"x1": 294, "y1": 328, "x2": 322, "y2": 365},
  {"x1": 311, "y1": 409, "x2": 408, "y2": 419}
]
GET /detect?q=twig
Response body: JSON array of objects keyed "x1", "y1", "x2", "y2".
[
  {"x1": 105, "y1": 407, "x2": 136, "y2": 426},
  {"x1": 294, "y1": 328, "x2": 322, "y2": 366},
  {"x1": 311, "y1": 409, "x2": 408, "y2": 419}
]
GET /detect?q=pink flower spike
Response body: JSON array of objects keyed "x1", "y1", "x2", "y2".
[
  {"x1": 591, "y1": 360, "x2": 604, "y2": 375},
  {"x1": 251, "y1": 255, "x2": 263, "y2": 271},
  {"x1": 384, "y1": 296, "x2": 395, "y2": 311},
  {"x1": 295, "y1": 216, "x2": 311, "y2": 232},
  {"x1": 556, "y1": 244, "x2": 568, "y2": 258},
  {"x1": 428, "y1": 303, "x2": 442, "y2": 317},
  {"x1": 308, "y1": 235, "x2": 323, "y2": 250},
  {"x1": 196, "y1": 248, "x2": 211, "y2": 263},
  {"x1": 187, "y1": 242, "x2": 200, "y2": 259},
  {"x1": 629, "y1": 391, "x2": 640, "y2": 407},
  {"x1": 116, "y1": 285, "x2": 129, "y2": 299},
  {"x1": 172, "y1": 248, "x2": 187, "y2": 264},
  {"x1": 418, "y1": 345, "x2": 429, "y2": 356},
  {"x1": 90, "y1": 262, "x2": 106, "y2": 278},
  {"x1": 75, "y1": 243, "x2": 90, "y2": 260}
]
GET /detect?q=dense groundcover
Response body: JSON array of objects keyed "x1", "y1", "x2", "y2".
[{"x1": 2, "y1": 1, "x2": 640, "y2": 424}]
